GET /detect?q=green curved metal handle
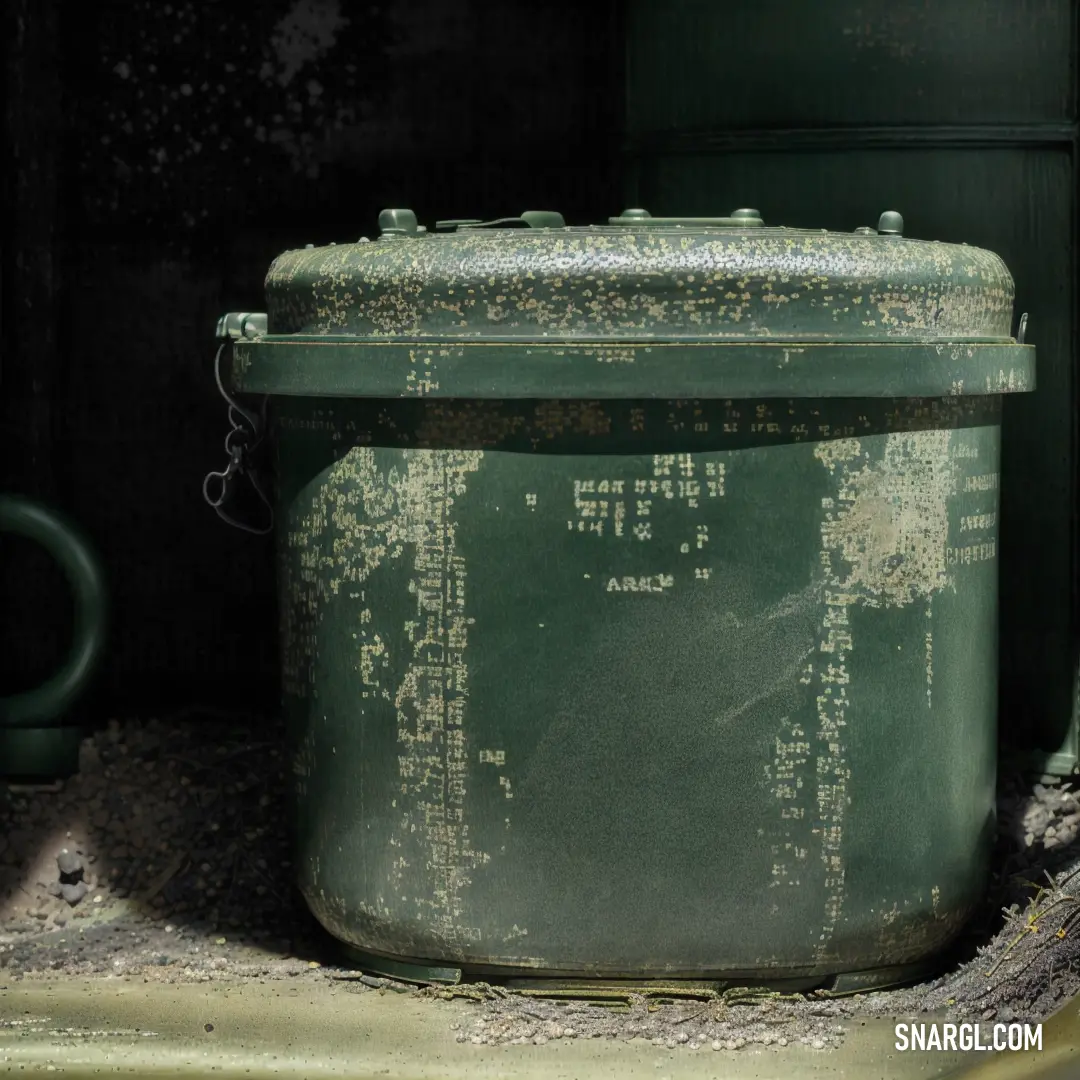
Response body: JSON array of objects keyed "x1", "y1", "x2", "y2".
[{"x1": 0, "y1": 495, "x2": 108, "y2": 728}]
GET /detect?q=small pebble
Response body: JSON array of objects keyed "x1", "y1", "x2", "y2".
[
  {"x1": 60, "y1": 881, "x2": 88, "y2": 905},
  {"x1": 57, "y1": 850, "x2": 84, "y2": 876}
]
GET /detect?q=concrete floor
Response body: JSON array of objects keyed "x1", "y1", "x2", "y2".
[{"x1": 3, "y1": 976, "x2": 1077, "y2": 1079}]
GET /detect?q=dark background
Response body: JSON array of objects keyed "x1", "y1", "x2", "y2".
[
  {"x1": 2, "y1": 0, "x2": 1078, "y2": 766},
  {"x1": 1, "y1": 0, "x2": 624, "y2": 718}
]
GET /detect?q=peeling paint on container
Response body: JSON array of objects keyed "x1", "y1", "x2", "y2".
[
  {"x1": 226, "y1": 210, "x2": 1032, "y2": 983},
  {"x1": 816, "y1": 432, "x2": 956, "y2": 608}
]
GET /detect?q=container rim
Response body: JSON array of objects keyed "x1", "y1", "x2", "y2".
[{"x1": 229, "y1": 338, "x2": 1034, "y2": 400}]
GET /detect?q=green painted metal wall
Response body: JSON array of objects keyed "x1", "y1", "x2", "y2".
[{"x1": 623, "y1": 0, "x2": 1079, "y2": 771}]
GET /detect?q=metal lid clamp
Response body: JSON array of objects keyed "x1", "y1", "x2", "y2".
[{"x1": 433, "y1": 210, "x2": 567, "y2": 232}]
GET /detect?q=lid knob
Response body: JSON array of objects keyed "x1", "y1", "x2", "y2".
[
  {"x1": 619, "y1": 208, "x2": 652, "y2": 220},
  {"x1": 519, "y1": 211, "x2": 567, "y2": 228},
  {"x1": 877, "y1": 211, "x2": 904, "y2": 236},
  {"x1": 730, "y1": 208, "x2": 761, "y2": 221},
  {"x1": 378, "y1": 208, "x2": 419, "y2": 237}
]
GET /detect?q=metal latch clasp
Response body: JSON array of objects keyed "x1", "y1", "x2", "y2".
[
  {"x1": 202, "y1": 314, "x2": 273, "y2": 536},
  {"x1": 214, "y1": 312, "x2": 267, "y2": 341}
]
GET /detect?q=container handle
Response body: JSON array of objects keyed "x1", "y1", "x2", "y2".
[
  {"x1": 0, "y1": 496, "x2": 108, "y2": 729},
  {"x1": 202, "y1": 341, "x2": 274, "y2": 536}
]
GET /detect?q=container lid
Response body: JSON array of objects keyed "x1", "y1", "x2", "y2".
[{"x1": 228, "y1": 207, "x2": 1034, "y2": 400}]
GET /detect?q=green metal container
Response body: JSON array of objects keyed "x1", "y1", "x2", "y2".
[{"x1": 218, "y1": 206, "x2": 1033, "y2": 987}]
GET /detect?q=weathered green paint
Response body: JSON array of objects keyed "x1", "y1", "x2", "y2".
[
  {"x1": 262, "y1": 218, "x2": 1016, "y2": 344},
  {"x1": 231, "y1": 209, "x2": 1031, "y2": 981}
]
